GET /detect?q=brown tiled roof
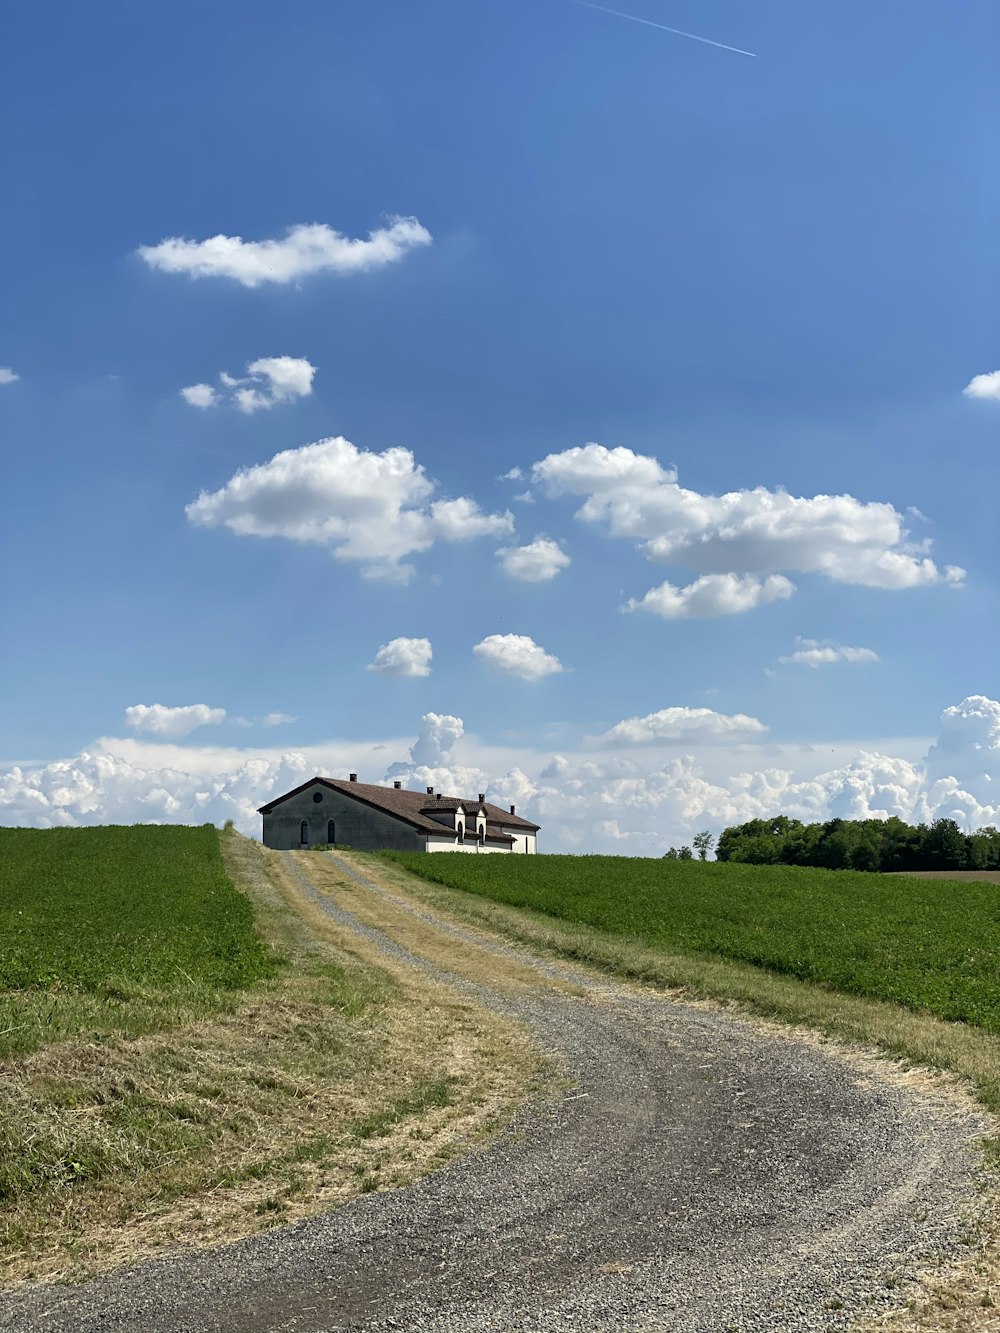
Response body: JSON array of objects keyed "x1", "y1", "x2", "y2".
[
  {"x1": 257, "y1": 777, "x2": 540, "y2": 834},
  {"x1": 479, "y1": 800, "x2": 540, "y2": 832},
  {"x1": 420, "y1": 798, "x2": 478, "y2": 815}
]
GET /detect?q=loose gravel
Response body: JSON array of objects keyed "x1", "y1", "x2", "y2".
[{"x1": 0, "y1": 852, "x2": 991, "y2": 1333}]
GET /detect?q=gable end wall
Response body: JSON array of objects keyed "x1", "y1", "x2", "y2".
[{"x1": 262, "y1": 783, "x2": 428, "y2": 852}]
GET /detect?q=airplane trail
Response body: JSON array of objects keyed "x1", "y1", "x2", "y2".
[{"x1": 565, "y1": 0, "x2": 757, "y2": 57}]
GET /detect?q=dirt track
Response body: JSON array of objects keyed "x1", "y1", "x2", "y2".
[{"x1": 0, "y1": 851, "x2": 991, "y2": 1333}]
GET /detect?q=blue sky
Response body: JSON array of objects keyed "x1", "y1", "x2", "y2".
[{"x1": 1, "y1": 0, "x2": 997, "y2": 847}]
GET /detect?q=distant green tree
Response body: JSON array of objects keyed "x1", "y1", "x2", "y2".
[
  {"x1": 693, "y1": 830, "x2": 714, "y2": 861},
  {"x1": 968, "y1": 828, "x2": 1000, "y2": 869},
  {"x1": 849, "y1": 841, "x2": 880, "y2": 873},
  {"x1": 677, "y1": 845, "x2": 694, "y2": 860},
  {"x1": 715, "y1": 813, "x2": 983, "y2": 873},
  {"x1": 922, "y1": 818, "x2": 967, "y2": 870},
  {"x1": 662, "y1": 847, "x2": 679, "y2": 860}
]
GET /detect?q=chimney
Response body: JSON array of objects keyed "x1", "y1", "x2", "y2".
[
  {"x1": 509, "y1": 804, "x2": 516, "y2": 816},
  {"x1": 393, "y1": 780, "x2": 402, "y2": 789},
  {"x1": 349, "y1": 772, "x2": 357, "y2": 783},
  {"x1": 478, "y1": 793, "x2": 485, "y2": 804},
  {"x1": 426, "y1": 786, "x2": 434, "y2": 796}
]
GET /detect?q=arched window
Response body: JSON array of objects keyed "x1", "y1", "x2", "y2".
[
  {"x1": 300, "y1": 821, "x2": 309, "y2": 845},
  {"x1": 479, "y1": 823, "x2": 485, "y2": 845},
  {"x1": 327, "y1": 820, "x2": 336, "y2": 845},
  {"x1": 457, "y1": 820, "x2": 464, "y2": 843}
]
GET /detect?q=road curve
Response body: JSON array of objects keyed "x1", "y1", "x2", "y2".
[{"x1": 0, "y1": 851, "x2": 989, "y2": 1333}]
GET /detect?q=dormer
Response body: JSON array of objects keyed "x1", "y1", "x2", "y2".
[{"x1": 475, "y1": 792, "x2": 487, "y2": 843}]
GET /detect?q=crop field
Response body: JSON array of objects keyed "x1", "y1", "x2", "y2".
[
  {"x1": 387, "y1": 853, "x2": 1000, "y2": 1034},
  {"x1": 1, "y1": 824, "x2": 274, "y2": 992}
]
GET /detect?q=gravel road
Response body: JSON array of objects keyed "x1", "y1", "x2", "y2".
[{"x1": 0, "y1": 852, "x2": 990, "y2": 1333}]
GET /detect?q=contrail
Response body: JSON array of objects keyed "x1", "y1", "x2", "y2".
[{"x1": 565, "y1": 0, "x2": 757, "y2": 57}]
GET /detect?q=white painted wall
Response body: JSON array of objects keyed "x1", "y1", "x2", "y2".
[
  {"x1": 501, "y1": 828, "x2": 537, "y2": 854},
  {"x1": 424, "y1": 837, "x2": 514, "y2": 854},
  {"x1": 425, "y1": 836, "x2": 458, "y2": 853}
]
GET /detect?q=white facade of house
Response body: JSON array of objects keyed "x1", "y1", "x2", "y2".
[{"x1": 423, "y1": 801, "x2": 537, "y2": 853}]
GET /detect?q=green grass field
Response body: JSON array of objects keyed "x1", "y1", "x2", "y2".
[
  {"x1": 1, "y1": 824, "x2": 274, "y2": 992},
  {"x1": 387, "y1": 853, "x2": 1000, "y2": 1033}
]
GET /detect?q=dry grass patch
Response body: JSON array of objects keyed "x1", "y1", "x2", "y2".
[
  {"x1": 0, "y1": 833, "x2": 545, "y2": 1284},
  {"x1": 295, "y1": 851, "x2": 585, "y2": 997}
]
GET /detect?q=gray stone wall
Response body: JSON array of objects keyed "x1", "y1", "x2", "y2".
[{"x1": 262, "y1": 782, "x2": 429, "y2": 852}]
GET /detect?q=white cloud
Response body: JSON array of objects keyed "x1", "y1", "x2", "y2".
[
  {"x1": 963, "y1": 370, "x2": 1000, "y2": 401},
  {"x1": 138, "y1": 217, "x2": 432, "y2": 288},
  {"x1": 590, "y1": 706, "x2": 767, "y2": 746},
  {"x1": 3, "y1": 697, "x2": 998, "y2": 851},
  {"x1": 625, "y1": 572, "x2": 795, "y2": 619},
  {"x1": 182, "y1": 355, "x2": 316, "y2": 414},
  {"x1": 261, "y1": 712, "x2": 297, "y2": 727},
  {"x1": 181, "y1": 383, "x2": 219, "y2": 409},
  {"x1": 0, "y1": 367, "x2": 19, "y2": 385},
  {"x1": 367, "y1": 637, "x2": 433, "y2": 677},
  {"x1": 382, "y1": 713, "x2": 534, "y2": 811},
  {"x1": 779, "y1": 639, "x2": 880, "y2": 669},
  {"x1": 514, "y1": 490, "x2": 536, "y2": 504},
  {"x1": 496, "y1": 537, "x2": 571, "y2": 582},
  {"x1": 405, "y1": 712, "x2": 464, "y2": 768},
  {"x1": 533, "y1": 443, "x2": 964, "y2": 597},
  {"x1": 124, "y1": 703, "x2": 227, "y2": 739},
  {"x1": 185, "y1": 435, "x2": 514, "y2": 583},
  {"x1": 501, "y1": 467, "x2": 524, "y2": 481},
  {"x1": 473, "y1": 634, "x2": 565, "y2": 681}
]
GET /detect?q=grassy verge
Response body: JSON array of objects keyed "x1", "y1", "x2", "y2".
[
  {"x1": 383, "y1": 852, "x2": 1000, "y2": 1033},
  {"x1": 0, "y1": 831, "x2": 544, "y2": 1284}
]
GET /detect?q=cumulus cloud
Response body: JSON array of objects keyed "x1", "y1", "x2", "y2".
[
  {"x1": 533, "y1": 443, "x2": 964, "y2": 599},
  {"x1": 3, "y1": 697, "x2": 999, "y2": 851},
  {"x1": 473, "y1": 634, "x2": 565, "y2": 682},
  {"x1": 367, "y1": 637, "x2": 433, "y2": 677},
  {"x1": 626, "y1": 573, "x2": 794, "y2": 619},
  {"x1": 380, "y1": 713, "x2": 537, "y2": 814},
  {"x1": 496, "y1": 537, "x2": 571, "y2": 582},
  {"x1": 779, "y1": 639, "x2": 880, "y2": 668},
  {"x1": 138, "y1": 217, "x2": 432, "y2": 287},
  {"x1": 185, "y1": 436, "x2": 514, "y2": 583},
  {"x1": 407, "y1": 713, "x2": 465, "y2": 768},
  {"x1": 516, "y1": 698, "x2": 1000, "y2": 851},
  {"x1": 0, "y1": 749, "x2": 315, "y2": 832},
  {"x1": 384, "y1": 712, "x2": 486, "y2": 797},
  {"x1": 963, "y1": 370, "x2": 1000, "y2": 401},
  {"x1": 0, "y1": 367, "x2": 19, "y2": 385},
  {"x1": 182, "y1": 356, "x2": 316, "y2": 414},
  {"x1": 590, "y1": 706, "x2": 767, "y2": 746},
  {"x1": 124, "y1": 704, "x2": 226, "y2": 739},
  {"x1": 181, "y1": 383, "x2": 219, "y2": 409}
]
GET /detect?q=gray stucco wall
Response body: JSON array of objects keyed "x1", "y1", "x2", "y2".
[{"x1": 262, "y1": 782, "x2": 429, "y2": 852}]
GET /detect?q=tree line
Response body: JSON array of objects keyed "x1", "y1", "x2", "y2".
[{"x1": 713, "y1": 816, "x2": 1000, "y2": 873}]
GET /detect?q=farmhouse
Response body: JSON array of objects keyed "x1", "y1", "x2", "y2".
[{"x1": 258, "y1": 774, "x2": 540, "y2": 854}]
